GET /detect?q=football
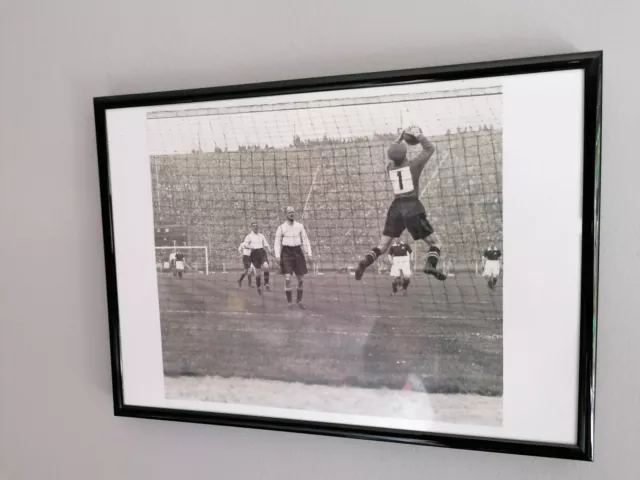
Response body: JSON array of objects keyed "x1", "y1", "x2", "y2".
[
  {"x1": 403, "y1": 132, "x2": 420, "y2": 145},
  {"x1": 402, "y1": 125, "x2": 422, "y2": 145}
]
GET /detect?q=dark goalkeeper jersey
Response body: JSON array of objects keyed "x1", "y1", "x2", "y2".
[
  {"x1": 175, "y1": 253, "x2": 185, "y2": 262},
  {"x1": 483, "y1": 248, "x2": 502, "y2": 261},
  {"x1": 389, "y1": 243, "x2": 412, "y2": 257},
  {"x1": 386, "y1": 135, "x2": 435, "y2": 200}
]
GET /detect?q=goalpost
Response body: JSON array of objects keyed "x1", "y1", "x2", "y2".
[{"x1": 155, "y1": 246, "x2": 209, "y2": 275}]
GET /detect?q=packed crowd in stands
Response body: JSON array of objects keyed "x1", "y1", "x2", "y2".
[{"x1": 151, "y1": 128, "x2": 502, "y2": 274}]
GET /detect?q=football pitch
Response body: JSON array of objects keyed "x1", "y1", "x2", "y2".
[{"x1": 158, "y1": 271, "x2": 503, "y2": 397}]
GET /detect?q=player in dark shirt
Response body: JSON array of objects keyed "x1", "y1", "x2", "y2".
[
  {"x1": 388, "y1": 241, "x2": 412, "y2": 257},
  {"x1": 175, "y1": 251, "x2": 185, "y2": 279},
  {"x1": 354, "y1": 125, "x2": 447, "y2": 282},
  {"x1": 481, "y1": 243, "x2": 502, "y2": 289},
  {"x1": 388, "y1": 239, "x2": 413, "y2": 295},
  {"x1": 483, "y1": 248, "x2": 501, "y2": 261}
]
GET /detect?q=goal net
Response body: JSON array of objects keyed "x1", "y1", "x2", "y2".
[
  {"x1": 154, "y1": 246, "x2": 209, "y2": 276},
  {"x1": 147, "y1": 85, "x2": 502, "y2": 299}
]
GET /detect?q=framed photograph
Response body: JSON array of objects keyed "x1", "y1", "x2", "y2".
[{"x1": 94, "y1": 51, "x2": 602, "y2": 460}]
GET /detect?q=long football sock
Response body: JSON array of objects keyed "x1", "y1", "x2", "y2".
[
  {"x1": 361, "y1": 247, "x2": 382, "y2": 268},
  {"x1": 296, "y1": 280, "x2": 304, "y2": 302},
  {"x1": 392, "y1": 281, "x2": 398, "y2": 294},
  {"x1": 402, "y1": 279, "x2": 410, "y2": 290},
  {"x1": 426, "y1": 246, "x2": 441, "y2": 268},
  {"x1": 285, "y1": 289, "x2": 293, "y2": 303},
  {"x1": 238, "y1": 273, "x2": 246, "y2": 284},
  {"x1": 256, "y1": 276, "x2": 261, "y2": 288},
  {"x1": 264, "y1": 271, "x2": 270, "y2": 285}
]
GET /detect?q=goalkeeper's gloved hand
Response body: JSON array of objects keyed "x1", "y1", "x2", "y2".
[{"x1": 405, "y1": 125, "x2": 423, "y2": 137}]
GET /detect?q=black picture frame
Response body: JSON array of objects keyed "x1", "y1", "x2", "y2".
[{"x1": 94, "y1": 50, "x2": 602, "y2": 461}]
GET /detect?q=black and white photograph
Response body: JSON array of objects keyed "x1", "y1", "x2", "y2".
[
  {"x1": 147, "y1": 82, "x2": 503, "y2": 425},
  {"x1": 95, "y1": 51, "x2": 600, "y2": 459},
  {"x1": 149, "y1": 82, "x2": 504, "y2": 427}
]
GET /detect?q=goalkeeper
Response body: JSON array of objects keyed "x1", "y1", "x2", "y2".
[{"x1": 355, "y1": 125, "x2": 447, "y2": 282}]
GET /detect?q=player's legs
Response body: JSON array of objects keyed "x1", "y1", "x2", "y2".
[
  {"x1": 390, "y1": 257, "x2": 406, "y2": 295},
  {"x1": 400, "y1": 267, "x2": 411, "y2": 294},
  {"x1": 262, "y1": 260, "x2": 271, "y2": 291},
  {"x1": 250, "y1": 250, "x2": 266, "y2": 293},
  {"x1": 391, "y1": 276, "x2": 400, "y2": 295},
  {"x1": 402, "y1": 200, "x2": 446, "y2": 281},
  {"x1": 483, "y1": 261, "x2": 500, "y2": 289},
  {"x1": 284, "y1": 273, "x2": 294, "y2": 306},
  {"x1": 423, "y1": 231, "x2": 442, "y2": 249},
  {"x1": 410, "y1": 221, "x2": 446, "y2": 281},
  {"x1": 291, "y1": 248, "x2": 308, "y2": 307},
  {"x1": 254, "y1": 267, "x2": 263, "y2": 294},
  {"x1": 295, "y1": 273, "x2": 305, "y2": 308},
  {"x1": 239, "y1": 256, "x2": 251, "y2": 286},
  {"x1": 355, "y1": 235, "x2": 394, "y2": 281},
  {"x1": 421, "y1": 232, "x2": 446, "y2": 281},
  {"x1": 356, "y1": 200, "x2": 402, "y2": 281},
  {"x1": 281, "y1": 249, "x2": 295, "y2": 306}
]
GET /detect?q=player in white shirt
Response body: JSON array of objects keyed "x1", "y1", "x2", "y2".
[
  {"x1": 274, "y1": 206, "x2": 312, "y2": 308},
  {"x1": 237, "y1": 242, "x2": 255, "y2": 287},
  {"x1": 242, "y1": 221, "x2": 272, "y2": 295}
]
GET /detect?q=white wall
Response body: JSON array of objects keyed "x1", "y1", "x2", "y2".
[{"x1": 0, "y1": 1, "x2": 635, "y2": 478}]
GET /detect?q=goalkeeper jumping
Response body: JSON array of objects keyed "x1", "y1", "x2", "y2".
[{"x1": 355, "y1": 125, "x2": 447, "y2": 282}]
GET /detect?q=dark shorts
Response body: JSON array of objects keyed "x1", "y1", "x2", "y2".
[
  {"x1": 249, "y1": 248, "x2": 268, "y2": 269},
  {"x1": 280, "y1": 246, "x2": 308, "y2": 276},
  {"x1": 242, "y1": 255, "x2": 252, "y2": 269},
  {"x1": 383, "y1": 197, "x2": 434, "y2": 240}
]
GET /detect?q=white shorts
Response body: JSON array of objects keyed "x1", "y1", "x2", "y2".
[
  {"x1": 176, "y1": 261, "x2": 185, "y2": 271},
  {"x1": 483, "y1": 260, "x2": 500, "y2": 277},
  {"x1": 390, "y1": 256, "x2": 412, "y2": 278}
]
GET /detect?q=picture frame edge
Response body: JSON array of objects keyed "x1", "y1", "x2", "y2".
[{"x1": 93, "y1": 50, "x2": 603, "y2": 461}]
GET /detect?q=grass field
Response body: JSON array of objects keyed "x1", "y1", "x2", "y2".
[{"x1": 159, "y1": 270, "x2": 502, "y2": 396}]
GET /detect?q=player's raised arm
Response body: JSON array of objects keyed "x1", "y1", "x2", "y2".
[
  {"x1": 300, "y1": 225, "x2": 312, "y2": 257},
  {"x1": 405, "y1": 126, "x2": 435, "y2": 175},
  {"x1": 274, "y1": 226, "x2": 283, "y2": 259}
]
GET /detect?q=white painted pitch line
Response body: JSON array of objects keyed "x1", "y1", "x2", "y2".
[
  {"x1": 162, "y1": 309, "x2": 501, "y2": 322},
  {"x1": 160, "y1": 324, "x2": 503, "y2": 340}
]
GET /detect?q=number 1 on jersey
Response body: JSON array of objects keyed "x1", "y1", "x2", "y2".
[{"x1": 389, "y1": 166, "x2": 413, "y2": 194}]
